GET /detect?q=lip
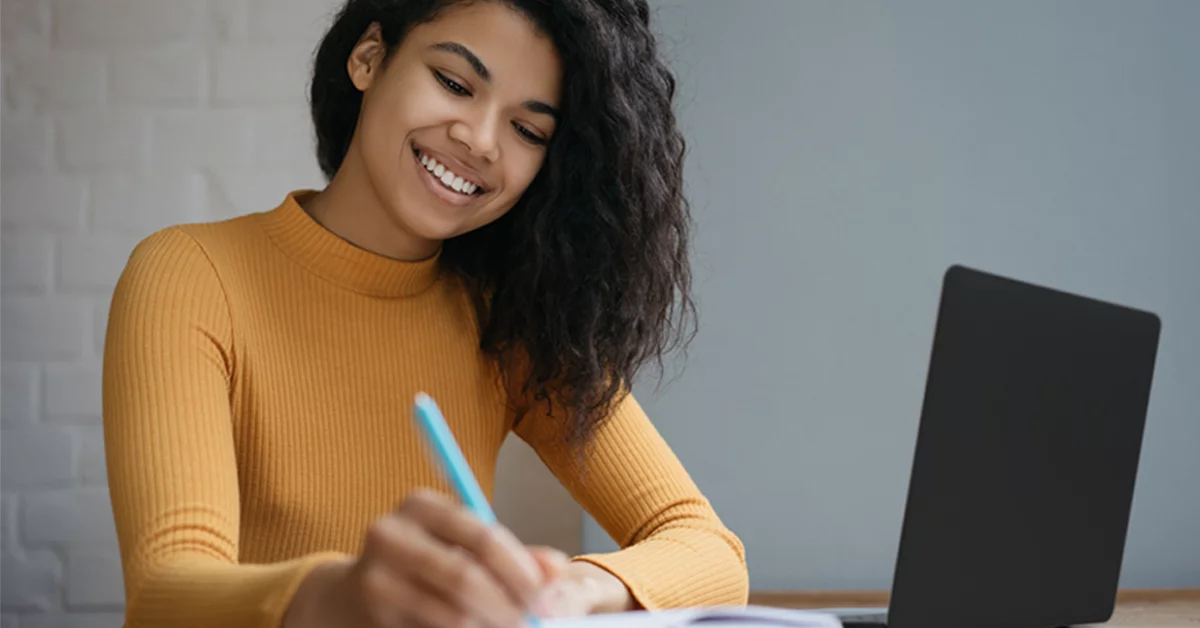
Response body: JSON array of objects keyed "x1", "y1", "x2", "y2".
[
  {"x1": 411, "y1": 142, "x2": 487, "y2": 189},
  {"x1": 411, "y1": 148, "x2": 480, "y2": 207}
]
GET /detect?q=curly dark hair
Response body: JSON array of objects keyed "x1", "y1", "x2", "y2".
[{"x1": 310, "y1": 0, "x2": 695, "y2": 447}]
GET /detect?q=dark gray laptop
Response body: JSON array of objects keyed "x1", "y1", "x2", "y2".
[{"x1": 830, "y1": 265, "x2": 1161, "y2": 628}]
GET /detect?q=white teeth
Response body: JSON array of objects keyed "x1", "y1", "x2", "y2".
[{"x1": 419, "y1": 151, "x2": 480, "y2": 195}]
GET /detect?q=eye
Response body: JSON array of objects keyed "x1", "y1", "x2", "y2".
[
  {"x1": 433, "y1": 70, "x2": 470, "y2": 96},
  {"x1": 513, "y1": 122, "x2": 548, "y2": 146}
]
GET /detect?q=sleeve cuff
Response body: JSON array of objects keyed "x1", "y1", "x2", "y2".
[
  {"x1": 124, "y1": 551, "x2": 352, "y2": 628},
  {"x1": 571, "y1": 552, "x2": 657, "y2": 611},
  {"x1": 569, "y1": 536, "x2": 749, "y2": 610},
  {"x1": 260, "y1": 551, "x2": 351, "y2": 625}
]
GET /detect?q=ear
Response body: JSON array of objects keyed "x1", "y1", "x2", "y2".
[{"x1": 347, "y1": 21, "x2": 387, "y2": 92}]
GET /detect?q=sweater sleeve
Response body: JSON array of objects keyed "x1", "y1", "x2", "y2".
[
  {"x1": 513, "y1": 393, "x2": 749, "y2": 609},
  {"x1": 102, "y1": 228, "x2": 346, "y2": 628}
]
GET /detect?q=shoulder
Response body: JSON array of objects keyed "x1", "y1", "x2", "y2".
[
  {"x1": 119, "y1": 191, "x2": 289, "y2": 289},
  {"x1": 110, "y1": 227, "x2": 227, "y2": 330},
  {"x1": 120, "y1": 219, "x2": 245, "y2": 282},
  {"x1": 122, "y1": 225, "x2": 213, "y2": 283},
  {"x1": 114, "y1": 201, "x2": 279, "y2": 316}
]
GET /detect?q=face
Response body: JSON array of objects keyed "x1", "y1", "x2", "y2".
[{"x1": 346, "y1": 1, "x2": 563, "y2": 245}]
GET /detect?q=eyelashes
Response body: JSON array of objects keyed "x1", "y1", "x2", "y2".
[
  {"x1": 513, "y1": 123, "x2": 546, "y2": 145},
  {"x1": 434, "y1": 69, "x2": 470, "y2": 96},
  {"x1": 432, "y1": 69, "x2": 549, "y2": 146}
]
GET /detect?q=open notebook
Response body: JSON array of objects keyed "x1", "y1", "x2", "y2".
[{"x1": 543, "y1": 606, "x2": 842, "y2": 627}]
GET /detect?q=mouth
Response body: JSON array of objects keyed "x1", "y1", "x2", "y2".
[{"x1": 411, "y1": 146, "x2": 487, "y2": 199}]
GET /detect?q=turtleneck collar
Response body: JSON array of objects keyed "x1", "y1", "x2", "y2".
[{"x1": 259, "y1": 190, "x2": 442, "y2": 298}]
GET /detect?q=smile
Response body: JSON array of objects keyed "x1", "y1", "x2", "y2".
[{"x1": 412, "y1": 147, "x2": 485, "y2": 197}]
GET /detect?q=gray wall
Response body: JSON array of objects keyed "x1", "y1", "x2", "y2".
[{"x1": 585, "y1": 0, "x2": 1200, "y2": 590}]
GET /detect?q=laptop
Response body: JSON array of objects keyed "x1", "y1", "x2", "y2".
[{"x1": 828, "y1": 265, "x2": 1161, "y2": 628}]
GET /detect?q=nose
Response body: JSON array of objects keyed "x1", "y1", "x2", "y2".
[{"x1": 448, "y1": 111, "x2": 501, "y2": 163}]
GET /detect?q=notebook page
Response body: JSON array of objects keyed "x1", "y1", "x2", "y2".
[{"x1": 542, "y1": 606, "x2": 842, "y2": 628}]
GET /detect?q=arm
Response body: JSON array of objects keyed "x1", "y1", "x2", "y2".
[
  {"x1": 515, "y1": 393, "x2": 749, "y2": 610},
  {"x1": 103, "y1": 228, "x2": 346, "y2": 627}
]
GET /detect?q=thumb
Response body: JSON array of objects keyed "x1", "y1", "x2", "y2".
[{"x1": 527, "y1": 546, "x2": 570, "y2": 582}]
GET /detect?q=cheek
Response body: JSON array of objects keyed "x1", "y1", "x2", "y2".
[
  {"x1": 357, "y1": 108, "x2": 400, "y2": 174},
  {"x1": 359, "y1": 86, "x2": 419, "y2": 163}
]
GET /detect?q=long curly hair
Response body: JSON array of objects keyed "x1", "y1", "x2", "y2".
[{"x1": 310, "y1": 0, "x2": 695, "y2": 447}]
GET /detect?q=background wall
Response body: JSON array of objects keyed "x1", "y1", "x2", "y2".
[
  {"x1": 2, "y1": 0, "x2": 1198, "y2": 627},
  {"x1": 584, "y1": 0, "x2": 1200, "y2": 591}
]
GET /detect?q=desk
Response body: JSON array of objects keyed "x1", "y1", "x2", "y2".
[{"x1": 748, "y1": 589, "x2": 1200, "y2": 627}]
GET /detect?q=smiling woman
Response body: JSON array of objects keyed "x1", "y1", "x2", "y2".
[
  {"x1": 101, "y1": 1, "x2": 748, "y2": 627},
  {"x1": 305, "y1": 3, "x2": 565, "y2": 260}
]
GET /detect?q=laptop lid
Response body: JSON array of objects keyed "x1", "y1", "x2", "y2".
[{"x1": 887, "y1": 265, "x2": 1161, "y2": 628}]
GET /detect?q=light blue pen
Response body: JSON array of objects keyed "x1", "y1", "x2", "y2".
[{"x1": 412, "y1": 392, "x2": 543, "y2": 627}]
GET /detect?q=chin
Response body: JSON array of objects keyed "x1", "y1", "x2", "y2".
[{"x1": 392, "y1": 206, "x2": 470, "y2": 243}]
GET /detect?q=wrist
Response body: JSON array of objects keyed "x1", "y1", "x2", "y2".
[
  {"x1": 284, "y1": 557, "x2": 355, "y2": 628},
  {"x1": 565, "y1": 560, "x2": 637, "y2": 614}
]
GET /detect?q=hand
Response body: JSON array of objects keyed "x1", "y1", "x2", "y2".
[
  {"x1": 530, "y1": 576, "x2": 602, "y2": 618},
  {"x1": 286, "y1": 490, "x2": 569, "y2": 628},
  {"x1": 531, "y1": 561, "x2": 638, "y2": 618}
]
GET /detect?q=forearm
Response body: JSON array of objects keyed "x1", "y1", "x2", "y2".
[
  {"x1": 121, "y1": 552, "x2": 347, "y2": 628},
  {"x1": 574, "y1": 525, "x2": 749, "y2": 609},
  {"x1": 517, "y1": 393, "x2": 747, "y2": 609}
]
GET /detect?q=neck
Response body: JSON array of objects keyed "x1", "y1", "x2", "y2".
[{"x1": 303, "y1": 147, "x2": 441, "y2": 262}]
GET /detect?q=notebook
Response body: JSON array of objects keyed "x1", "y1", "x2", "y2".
[{"x1": 543, "y1": 606, "x2": 842, "y2": 627}]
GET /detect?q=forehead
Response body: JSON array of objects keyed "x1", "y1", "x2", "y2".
[{"x1": 402, "y1": 2, "x2": 562, "y2": 102}]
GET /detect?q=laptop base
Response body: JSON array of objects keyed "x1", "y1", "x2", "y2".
[{"x1": 821, "y1": 608, "x2": 887, "y2": 627}]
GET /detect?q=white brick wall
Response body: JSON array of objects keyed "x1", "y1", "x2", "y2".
[{"x1": 1, "y1": 1, "x2": 338, "y2": 625}]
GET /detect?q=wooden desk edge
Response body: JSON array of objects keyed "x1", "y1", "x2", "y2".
[{"x1": 748, "y1": 588, "x2": 1200, "y2": 609}]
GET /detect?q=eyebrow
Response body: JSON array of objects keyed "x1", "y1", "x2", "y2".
[
  {"x1": 430, "y1": 41, "x2": 560, "y2": 120},
  {"x1": 430, "y1": 41, "x2": 490, "y2": 82},
  {"x1": 524, "y1": 99, "x2": 560, "y2": 121}
]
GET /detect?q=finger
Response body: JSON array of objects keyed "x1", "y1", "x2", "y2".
[
  {"x1": 427, "y1": 547, "x2": 525, "y2": 628},
  {"x1": 366, "y1": 515, "x2": 524, "y2": 628},
  {"x1": 358, "y1": 562, "x2": 421, "y2": 628},
  {"x1": 527, "y1": 546, "x2": 569, "y2": 582},
  {"x1": 400, "y1": 491, "x2": 543, "y2": 604},
  {"x1": 396, "y1": 578, "x2": 476, "y2": 628},
  {"x1": 371, "y1": 563, "x2": 501, "y2": 628}
]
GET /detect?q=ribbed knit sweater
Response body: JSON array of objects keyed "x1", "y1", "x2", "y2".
[{"x1": 101, "y1": 191, "x2": 748, "y2": 626}]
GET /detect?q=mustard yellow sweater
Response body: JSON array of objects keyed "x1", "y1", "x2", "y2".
[{"x1": 101, "y1": 191, "x2": 748, "y2": 626}]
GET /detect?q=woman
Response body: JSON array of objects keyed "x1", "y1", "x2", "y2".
[{"x1": 102, "y1": 0, "x2": 748, "y2": 626}]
